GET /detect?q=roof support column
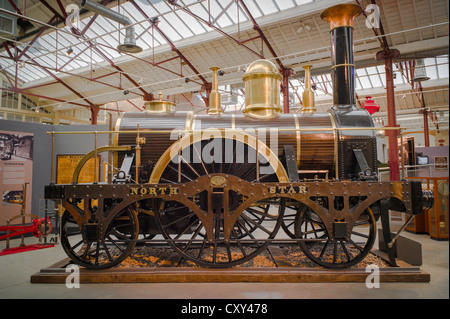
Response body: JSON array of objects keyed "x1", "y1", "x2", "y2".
[
  {"x1": 376, "y1": 49, "x2": 401, "y2": 181},
  {"x1": 281, "y1": 68, "x2": 293, "y2": 113},
  {"x1": 90, "y1": 104, "x2": 100, "y2": 125},
  {"x1": 419, "y1": 108, "x2": 430, "y2": 147}
]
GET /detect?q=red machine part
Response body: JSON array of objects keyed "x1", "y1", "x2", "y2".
[{"x1": 0, "y1": 217, "x2": 52, "y2": 241}]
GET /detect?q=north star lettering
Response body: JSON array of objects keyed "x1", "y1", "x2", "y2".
[
  {"x1": 129, "y1": 187, "x2": 179, "y2": 195},
  {"x1": 268, "y1": 185, "x2": 308, "y2": 194}
]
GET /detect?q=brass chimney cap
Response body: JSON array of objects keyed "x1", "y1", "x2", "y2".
[
  {"x1": 320, "y1": 4, "x2": 362, "y2": 30},
  {"x1": 242, "y1": 59, "x2": 282, "y2": 81}
]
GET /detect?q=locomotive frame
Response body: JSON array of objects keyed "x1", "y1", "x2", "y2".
[{"x1": 44, "y1": 125, "x2": 428, "y2": 271}]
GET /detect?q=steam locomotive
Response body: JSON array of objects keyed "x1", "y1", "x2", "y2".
[{"x1": 45, "y1": 4, "x2": 432, "y2": 270}]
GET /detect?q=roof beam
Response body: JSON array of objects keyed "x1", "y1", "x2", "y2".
[
  {"x1": 17, "y1": 48, "x2": 97, "y2": 109},
  {"x1": 166, "y1": 0, "x2": 265, "y2": 59},
  {"x1": 130, "y1": 0, "x2": 208, "y2": 86},
  {"x1": 236, "y1": 0, "x2": 286, "y2": 71}
]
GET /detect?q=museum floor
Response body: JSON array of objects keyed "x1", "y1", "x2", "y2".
[{"x1": 0, "y1": 228, "x2": 448, "y2": 299}]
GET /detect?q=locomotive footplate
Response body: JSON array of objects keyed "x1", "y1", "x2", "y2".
[{"x1": 45, "y1": 175, "x2": 429, "y2": 270}]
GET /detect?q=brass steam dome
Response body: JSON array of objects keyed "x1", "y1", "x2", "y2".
[{"x1": 242, "y1": 59, "x2": 282, "y2": 119}]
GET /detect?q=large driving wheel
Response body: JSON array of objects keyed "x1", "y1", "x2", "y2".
[
  {"x1": 155, "y1": 197, "x2": 285, "y2": 268},
  {"x1": 150, "y1": 133, "x2": 288, "y2": 267}
]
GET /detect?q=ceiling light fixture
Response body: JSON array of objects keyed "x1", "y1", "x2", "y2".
[
  {"x1": 297, "y1": 21, "x2": 312, "y2": 33},
  {"x1": 411, "y1": 59, "x2": 430, "y2": 82},
  {"x1": 79, "y1": 0, "x2": 143, "y2": 54}
]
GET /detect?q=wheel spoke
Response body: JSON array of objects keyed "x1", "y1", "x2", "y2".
[
  {"x1": 340, "y1": 240, "x2": 352, "y2": 261},
  {"x1": 162, "y1": 211, "x2": 195, "y2": 229},
  {"x1": 240, "y1": 213, "x2": 272, "y2": 235}
]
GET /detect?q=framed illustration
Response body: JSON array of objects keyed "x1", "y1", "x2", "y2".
[
  {"x1": 435, "y1": 156, "x2": 448, "y2": 170},
  {"x1": 0, "y1": 130, "x2": 34, "y2": 224},
  {"x1": 56, "y1": 154, "x2": 100, "y2": 184}
]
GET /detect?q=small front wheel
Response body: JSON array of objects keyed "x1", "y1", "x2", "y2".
[
  {"x1": 294, "y1": 205, "x2": 376, "y2": 268},
  {"x1": 61, "y1": 203, "x2": 138, "y2": 270}
]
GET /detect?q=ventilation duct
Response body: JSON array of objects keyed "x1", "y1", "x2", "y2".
[
  {"x1": 0, "y1": 0, "x2": 18, "y2": 36},
  {"x1": 411, "y1": 59, "x2": 430, "y2": 82},
  {"x1": 78, "y1": 0, "x2": 142, "y2": 53}
]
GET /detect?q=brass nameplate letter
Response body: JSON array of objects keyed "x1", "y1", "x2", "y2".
[
  {"x1": 268, "y1": 185, "x2": 308, "y2": 194},
  {"x1": 130, "y1": 187, "x2": 179, "y2": 195}
]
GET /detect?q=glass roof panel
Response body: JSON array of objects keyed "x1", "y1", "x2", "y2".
[
  {"x1": 218, "y1": 0, "x2": 244, "y2": 24},
  {"x1": 377, "y1": 66, "x2": 387, "y2": 86},
  {"x1": 149, "y1": 0, "x2": 173, "y2": 14},
  {"x1": 5, "y1": 0, "x2": 407, "y2": 88},
  {"x1": 356, "y1": 69, "x2": 373, "y2": 88},
  {"x1": 424, "y1": 57, "x2": 438, "y2": 80},
  {"x1": 365, "y1": 66, "x2": 378, "y2": 75},
  {"x1": 369, "y1": 74, "x2": 382, "y2": 87},
  {"x1": 437, "y1": 57, "x2": 449, "y2": 78},
  {"x1": 275, "y1": 0, "x2": 296, "y2": 11},
  {"x1": 158, "y1": 18, "x2": 183, "y2": 41},
  {"x1": 257, "y1": 1, "x2": 279, "y2": 15},
  {"x1": 355, "y1": 75, "x2": 363, "y2": 90},
  {"x1": 239, "y1": 0, "x2": 263, "y2": 18},
  {"x1": 295, "y1": 0, "x2": 314, "y2": 5},
  {"x1": 167, "y1": 12, "x2": 196, "y2": 38},
  {"x1": 171, "y1": 4, "x2": 208, "y2": 35}
]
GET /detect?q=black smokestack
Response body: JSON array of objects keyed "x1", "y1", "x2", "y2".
[{"x1": 321, "y1": 4, "x2": 362, "y2": 108}]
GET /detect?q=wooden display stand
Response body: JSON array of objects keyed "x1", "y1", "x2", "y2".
[
  {"x1": 30, "y1": 250, "x2": 430, "y2": 284},
  {"x1": 406, "y1": 177, "x2": 449, "y2": 240},
  {"x1": 406, "y1": 211, "x2": 429, "y2": 234}
]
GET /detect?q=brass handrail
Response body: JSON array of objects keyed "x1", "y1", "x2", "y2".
[{"x1": 47, "y1": 126, "x2": 405, "y2": 135}]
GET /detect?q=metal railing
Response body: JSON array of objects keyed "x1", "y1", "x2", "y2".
[{"x1": 378, "y1": 163, "x2": 449, "y2": 180}]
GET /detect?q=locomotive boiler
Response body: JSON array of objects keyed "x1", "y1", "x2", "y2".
[{"x1": 45, "y1": 4, "x2": 432, "y2": 270}]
